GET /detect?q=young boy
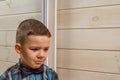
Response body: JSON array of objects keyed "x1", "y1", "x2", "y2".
[{"x1": 0, "y1": 19, "x2": 59, "y2": 80}]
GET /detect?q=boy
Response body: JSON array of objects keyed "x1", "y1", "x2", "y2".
[{"x1": 0, "y1": 19, "x2": 59, "y2": 80}]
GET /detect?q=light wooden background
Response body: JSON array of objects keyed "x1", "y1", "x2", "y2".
[
  {"x1": 57, "y1": 0, "x2": 120, "y2": 80},
  {"x1": 0, "y1": 0, "x2": 120, "y2": 80},
  {"x1": 0, "y1": 0, "x2": 56, "y2": 75},
  {"x1": 0, "y1": 0, "x2": 41, "y2": 74}
]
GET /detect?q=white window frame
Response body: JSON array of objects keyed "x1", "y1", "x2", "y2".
[{"x1": 42, "y1": 0, "x2": 57, "y2": 70}]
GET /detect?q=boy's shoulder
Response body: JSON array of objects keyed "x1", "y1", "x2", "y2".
[
  {"x1": 7, "y1": 63, "x2": 19, "y2": 71},
  {"x1": 43, "y1": 64, "x2": 58, "y2": 80},
  {"x1": 0, "y1": 63, "x2": 19, "y2": 79},
  {"x1": 43, "y1": 64, "x2": 54, "y2": 72},
  {"x1": 0, "y1": 64, "x2": 58, "y2": 80}
]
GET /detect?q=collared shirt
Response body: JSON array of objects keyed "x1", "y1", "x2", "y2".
[{"x1": 0, "y1": 62, "x2": 59, "y2": 80}]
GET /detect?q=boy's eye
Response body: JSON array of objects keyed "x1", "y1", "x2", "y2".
[
  {"x1": 31, "y1": 48, "x2": 39, "y2": 51},
  {"x1": 44, "y1": 48, "x2": 49, "y2": 51}
]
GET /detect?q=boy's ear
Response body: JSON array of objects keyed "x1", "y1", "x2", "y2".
[{"x1": 15, "y1": 43, "x2": 22, "y2": 54}]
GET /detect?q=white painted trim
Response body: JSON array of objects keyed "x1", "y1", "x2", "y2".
[{"x1": 42, "y1": 0, "x2": 57, "y2": 70}]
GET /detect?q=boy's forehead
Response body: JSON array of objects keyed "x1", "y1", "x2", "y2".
[
  {"x1": 26, "y1": 35, "x2": 50, "y2": 39},
  {"x1": 22, "y1": 35, "x2": 50, "y2": 48},
  {"x1": 25, "y1": 35, "x2": 50, "y2": 42}
]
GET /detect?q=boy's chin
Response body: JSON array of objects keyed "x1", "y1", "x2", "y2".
[{"x1": 32, "y1": 64, "x2": 42, "y2": 69}]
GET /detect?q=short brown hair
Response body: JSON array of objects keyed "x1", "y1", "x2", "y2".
[{"x1": 16, "y1": 19, "x2": 51, "y2": 44}]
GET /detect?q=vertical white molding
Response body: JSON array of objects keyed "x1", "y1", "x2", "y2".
[
  {"x1": 41, "y1": 0, "x2": 48, "y2": 26},
  {"x1": 42, "y1": 0, "x2": 49, "y2": 66},
  {"x1": 42, "y1": 0, "x2": 57, "y2": 70}
]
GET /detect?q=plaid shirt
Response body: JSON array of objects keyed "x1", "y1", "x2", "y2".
[{"x1": 0, "y1": 62, "x2": 59, "y2": 80}]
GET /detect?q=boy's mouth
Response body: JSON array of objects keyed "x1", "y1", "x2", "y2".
[{"x1": 35, "y1": 61, "x2": 43, "y2": 64}]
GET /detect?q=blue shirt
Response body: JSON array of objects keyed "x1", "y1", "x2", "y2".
[{"x1": 0, "y1": 62, "x2": 59, "y2": 80}]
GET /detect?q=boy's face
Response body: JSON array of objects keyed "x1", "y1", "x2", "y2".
[{"x1": 15, "y1": 35, "x2": 50, "y2": 69}]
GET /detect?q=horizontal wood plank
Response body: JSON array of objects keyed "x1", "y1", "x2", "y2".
[
  {"x1": 57, "y1": 49, "x2": 120, "y2": 73},
  {"x1": 0, "y1": 0, "x2": 41, "y2": 15},
  {"x1": 7, "y1": 47, "x2": 19, "y2": 63},
  {"x1": 58, "y1": 5, "x2": 120, "y2": 29},
  {"x1": 58, "y1": 0, "x2": 120, "y2": 9},
  {"x1": 0, "y1": 47, "x2": 9, "y2": 61},
  {"x1": 57, "y1": 68, "x2": 120, "y2": 80},
  {"x1": 0, "y1": 13, "x2": 41, "y2": 30},
  {"x1": 57, "y1": 29, "x2": 120, "y2": 50}
]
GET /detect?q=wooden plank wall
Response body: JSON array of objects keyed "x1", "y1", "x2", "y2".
[
  {"x1": 57, "y1": 0, "x2": 120, "y2": 80},
  {"x1": 0, "y1": 0, "x2": 41, "y2": 74}
]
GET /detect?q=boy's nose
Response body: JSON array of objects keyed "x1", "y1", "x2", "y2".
[{"x1": 38, "y1": 50, "x2": 44, "y2": 57}]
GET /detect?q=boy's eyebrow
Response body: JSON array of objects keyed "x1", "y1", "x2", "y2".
[
  {"x1": 30, "y1": 46, "x2": 50, "y2": 48},
  {"x1": 44, "y1": 46, "x2": 50, "y2": 48}
]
